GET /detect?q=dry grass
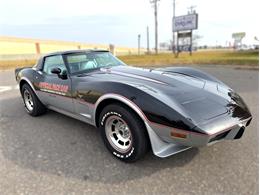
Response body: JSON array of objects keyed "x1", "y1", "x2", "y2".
[
  {"x1": 118, "y1": 50, "x2": 259, "y2": 67},
  {"x1": 0, "y1": 50, "x2": 258, "y2": 70},
  {"x1": 0, "y1": 59, "x2": 37, "y2": 70}
]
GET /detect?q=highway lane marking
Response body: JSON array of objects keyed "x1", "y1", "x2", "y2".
[{"x1": 0, "y1": 85, "x2": 19, "y2": 93}]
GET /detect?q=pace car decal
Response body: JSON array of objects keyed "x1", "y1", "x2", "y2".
[{"x1": 39, "y1": 82, "x2": 69, "y2": 96}]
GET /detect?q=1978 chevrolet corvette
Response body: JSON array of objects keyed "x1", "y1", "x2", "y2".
[{"x1": 15, "y1": 50, "x2": 252, "y2": 162}]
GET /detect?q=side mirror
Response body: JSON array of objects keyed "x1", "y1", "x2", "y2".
[
  {"x1": 51, "y1": 67, "x2": 61, "y2": 74},
  {"x1": 51, "y1": 68, "x2": 67, "y2": 79}
]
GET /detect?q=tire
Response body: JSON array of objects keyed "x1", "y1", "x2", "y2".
[
  {"x1": 21, "y1": 83, "x2": 46, "y2": 116},
  {"x1": 99, "y1": 103, "x2": 149, "y2": 162}
]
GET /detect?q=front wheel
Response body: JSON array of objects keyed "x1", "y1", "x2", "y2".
[{"x1": 99, "y1": 104, "x2": 149, "y2": 162}]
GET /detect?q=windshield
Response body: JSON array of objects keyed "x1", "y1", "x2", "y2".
[{"x1": 65, "y1": 52, "x2": 125, "y2": 74}]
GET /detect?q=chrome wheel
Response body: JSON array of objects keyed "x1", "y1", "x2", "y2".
[
  {"x1": 105, "y1": 116, "x2": 132, "y2": 153},
  {"x1": 23, "y1": 89, "x2": 34, "y2": 111}
]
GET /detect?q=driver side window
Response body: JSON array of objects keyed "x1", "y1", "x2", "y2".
[
  {"x1": 66, "y1": 54, "x2": 97, "y2": 73},
  {"x1": 43, "y1": 55, "x2": 66, "y2": 75}
]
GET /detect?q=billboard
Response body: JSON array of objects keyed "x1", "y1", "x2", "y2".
[{"x1": 173, "y1": 14, "x2": 198, "y2": 32}]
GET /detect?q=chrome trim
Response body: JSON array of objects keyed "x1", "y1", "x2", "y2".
[
  {"x1": 37, "y1": 70, "x2": 43, "y2": 75},
  {"x1": 93, "y1": 94, "x2": 147, "y2": 127},
  {"x1": 80, "y1": 113, "x2": 92, "y2": 119},
  {"x1": 20, "y1": 77, "x2": 36, "y2": 93}
]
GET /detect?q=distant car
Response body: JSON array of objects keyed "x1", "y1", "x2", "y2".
[{"x1": 15, "y1": 50, "x2": 252, "y2": 162}]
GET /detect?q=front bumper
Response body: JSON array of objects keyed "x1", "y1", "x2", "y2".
[{"x1": 146, "y1": 116, "x2": 252, "y2": 158}]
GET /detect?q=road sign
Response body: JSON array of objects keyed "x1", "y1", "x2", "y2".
[
  {"x1": 232, "y1": 32, "x2": 246, "y2": 49},
  {"x1": 173, "y1": 14, "x2": 198, "y2": 32}
]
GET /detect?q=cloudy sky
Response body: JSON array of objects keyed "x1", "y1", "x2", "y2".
[{"x1": 0, "y1": 0, "x2": 259, "y2": 47}]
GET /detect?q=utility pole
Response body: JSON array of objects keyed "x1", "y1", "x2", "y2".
[
  {"x1": 172, "y1": 0, "x2": 176, "y2": 54},
  {"x1": 150, "y1": 0, "x2": 159, "y2": 54},
  {"x1": 146, "y1": 26, "x2": 150, "y2": 54},
  {"x1": 138, "y1": 34, "x2": 141, "y2": 55},
  {"x1": 187, "y1": 5, "x2": 196, "y2": 56}
]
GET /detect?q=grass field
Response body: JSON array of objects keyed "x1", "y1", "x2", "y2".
[
  {"x1": 119, "y1": 50, "x2": 259, "y2": 67},
  {"x1": 0, "y1": 50, "x2": 258, "y2": 70}
]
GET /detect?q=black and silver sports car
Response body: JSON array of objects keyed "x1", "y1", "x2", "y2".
[{"x1": 15, "y1": 50, "x2": 252, "y2": 162}]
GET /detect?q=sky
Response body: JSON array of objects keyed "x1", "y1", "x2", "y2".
[{"x1": 0, "y1": 0, "x2": 259, "y2": 48}]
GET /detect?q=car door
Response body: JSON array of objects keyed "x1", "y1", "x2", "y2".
[
  {"x1": 37, "y1": 55, "x2": 74, "y2": 113},
  {"x1": 64, "y1": 52, "x2": 98, "y2": 124}
]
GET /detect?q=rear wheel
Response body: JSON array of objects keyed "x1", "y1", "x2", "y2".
[
  {"x1": 21, "y1": 83, "x2": 46, "y2": 116},
  {"x1": 99, "y1": 103, "x2": 149, "y2": 162}
]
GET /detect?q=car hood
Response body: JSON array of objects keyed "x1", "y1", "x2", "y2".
[
  {"x1": 86, "y1": 66, "x2": 251, "y2": 126},
  {"x1": 100, "y1": 65, "x2": 206, "y2": 89}
]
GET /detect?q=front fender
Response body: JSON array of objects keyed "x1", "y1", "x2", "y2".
[{"x1": 76, "y1": 81, "x2": 195, "y2": 132}]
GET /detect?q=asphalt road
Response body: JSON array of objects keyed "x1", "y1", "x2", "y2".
[{"x1": 0, "y1": 66, "x2": 258, "y2": 195}]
